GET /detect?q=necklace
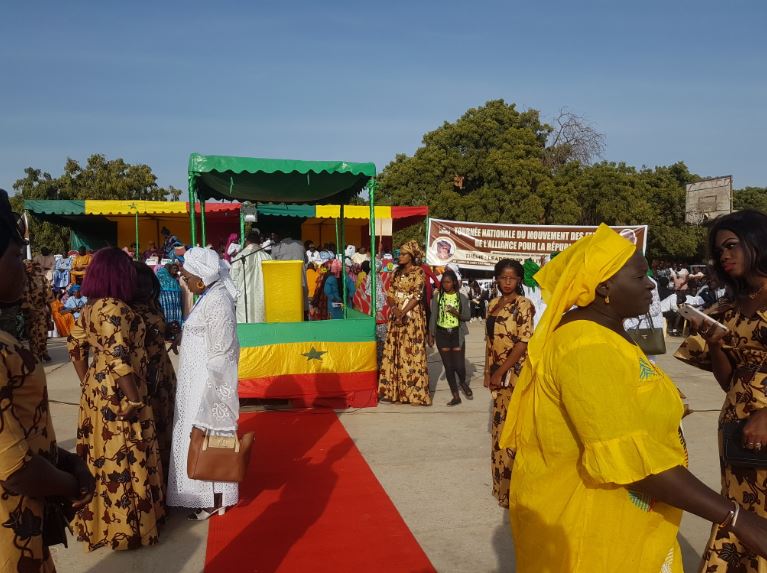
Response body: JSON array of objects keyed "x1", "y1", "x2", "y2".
[{"x1": 748, "y1": 283, "x2": 767, "y2": 300}]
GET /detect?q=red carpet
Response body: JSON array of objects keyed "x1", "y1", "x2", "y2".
[{"x1": 205, "y1": 410, "x2": 436, "y2": 573}]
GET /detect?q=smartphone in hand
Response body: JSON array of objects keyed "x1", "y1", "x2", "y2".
[{"x1": 677, "y1": 304, "x2": 728, "y2": 334}]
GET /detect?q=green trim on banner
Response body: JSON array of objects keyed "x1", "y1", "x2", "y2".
[{"x1": 237, "y1": 313, "x2": 375, "y2": 347}]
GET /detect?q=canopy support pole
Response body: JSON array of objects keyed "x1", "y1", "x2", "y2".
[
  {"x1": 188, "y1": 174, "x2": 198, "y2": 247},
  {"x1": 23, "y1": 212, "x2": 31, "y2": 260},
  {"x1": 334, "y1": 218, "x2": 339, "y2": 260},
  {"x1": 368, "y1": 178, "x2": 377, "y2": 323},
  {"x1": 134, "y1": 210, "x2": 140, "y2": 261},
  {"x1": 340, "y1": 204, "x2": 346, "y2": 319},
  {"x1": 239, "y1": 206, "x2": 246, "y2": 246},
  {"x1": 199, "y1": 197, "x2": 207, "y2": 247}
]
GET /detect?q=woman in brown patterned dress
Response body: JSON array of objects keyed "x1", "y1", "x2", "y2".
[
  {"x1": 68, "y1": 248, "x2": 165, "y2": 551},
  {"x1": 378, "y1": 241, "x2": 431, "y2": 406},
  {"x1": 0, "y1": 189, "x2": 94, "y2": 572},
  {"x1": 675, "y1": 210, "x2": 767, "y2": 572},
  {"x1": 484, "y1": 259, "x2": 534, "y2": 508},
  {"x1": 132, "y1": 262, "x2": 177, "y2": 486},
  {"x1": 21, "y1": 259, "x2": 54, "y2": 362}
]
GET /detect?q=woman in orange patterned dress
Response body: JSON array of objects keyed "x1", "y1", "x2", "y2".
[
  {"x1": 132, "y1": 262, "x2": 177, "y2": 487},
  {"x1": 484, "y1": 259, "x2": 534, "y2": 507},
  {"x1": 68, "y1": 248, "x2": 165, "y2": 551},
  {"x1": 21, "y1": 259, "x2": 54, "y2": 361},
  {"x1": 675, "y1": 210, "x2": 767, "y2": 572},
  {"x1": 378, "y1": 241, "x2": 431, "y2": 406},
  {"x1": 0, "y1": 189, "x2": 94, "y2": 572}
]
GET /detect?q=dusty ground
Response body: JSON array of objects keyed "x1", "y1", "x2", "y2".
[{"x1": 44, "y1": 323, "x2": 723, "y2": 572}]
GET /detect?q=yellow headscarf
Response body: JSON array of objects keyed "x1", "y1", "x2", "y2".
[
  {"x1": 499, "y1": 224, "x2": 637, "y2": 450},
  {"x1": 399, "y1": 240, "x2": 424, "y2": 262}
]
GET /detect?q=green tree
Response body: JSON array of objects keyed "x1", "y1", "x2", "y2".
[
  {"x1": 379, "y1": 100, "x2": 553, "y2": 244},
  {"x1": 543, "y1": 109, "x2": 606, "y2": 168},
  {"x1": 11, "y1": 154, "x2": 181, "y2": 254},
  {"x1": 734, "y1": 187, "x2": 767, "y2": 213},
  {"x1": 379, "y1": 100, "x2": 714, "y2": 260}
]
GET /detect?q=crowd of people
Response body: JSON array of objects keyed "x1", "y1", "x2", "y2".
[
  {"x1": 5, "y1": 187, "x2": 767, "y2": 571},
  {"x1": 0, "y1": 190, "x2": 243, "y2": 569},
  {"x1": 369, "y1": 213, "x2": 767, "y2": 571}
]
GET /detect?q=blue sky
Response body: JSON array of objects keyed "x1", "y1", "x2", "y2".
[{"x1": 1, "y1": 0, "x2": 765, "y2": 195}]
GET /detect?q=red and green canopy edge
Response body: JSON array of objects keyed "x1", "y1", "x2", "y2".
[{"x1": 23, "y1": 200, "x2": 426, "y2": 220}]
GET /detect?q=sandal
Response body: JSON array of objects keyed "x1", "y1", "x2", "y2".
[{"x1": 187, "y1": 507, "x2": 225, "y2": 521}]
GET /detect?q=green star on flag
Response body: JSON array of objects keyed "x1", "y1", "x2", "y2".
[{"x1": 302, "y1": 347, "x2": 327, "y2": 361}]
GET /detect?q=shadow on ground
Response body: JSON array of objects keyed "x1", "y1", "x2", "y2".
[{"x1": 492, "y1": 513, "x2": 515, "y2": 572}]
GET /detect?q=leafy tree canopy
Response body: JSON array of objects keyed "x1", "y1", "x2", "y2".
[
  {"x1": 10, "y1": 154, "x2": 181, "y2": 254},
  {"x1": 378, "y1": 99, "x2": 761, "y2": 261}
]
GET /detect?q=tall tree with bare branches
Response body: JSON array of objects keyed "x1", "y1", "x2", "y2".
[{"x1": 544, "y1": 109, "x2": 606, "y2": 167}]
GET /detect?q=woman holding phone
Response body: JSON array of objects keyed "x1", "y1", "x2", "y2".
[
  {"x1": 676, "y1": 209, "x2": 767, "y2": 571},
  {"x1": 428, "y1": 268, "x2": 471, "y2": 406},
  {"x1": 484, "y1": 258, "x2": 534, "y2": 507}
]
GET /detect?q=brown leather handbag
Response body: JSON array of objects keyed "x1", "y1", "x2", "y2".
[{"x1": 187, "y1": 428, "x2": 255, "y2": 483}]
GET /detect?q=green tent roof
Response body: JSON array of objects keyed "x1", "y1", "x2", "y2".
[
  {"x1": 24, "y1": 200, "x2": 85, "y2": 215},
  {"x1": 188, "y1": 153, "x2": 376, "y2": 204},
  {"x1": 254, "y1": 203, "x2": 316, "y2": 218}
]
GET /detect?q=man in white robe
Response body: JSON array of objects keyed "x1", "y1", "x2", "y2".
[{"x1": 231, "y1": 231, "x2": 271, "y2": 323}]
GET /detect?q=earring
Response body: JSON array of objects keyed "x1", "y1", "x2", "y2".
[{"x1": 605, "y1": 295, "x2": 610, "y2": 305}]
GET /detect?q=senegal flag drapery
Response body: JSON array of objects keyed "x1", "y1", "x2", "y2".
[{"x1": 237, "y1": 312, "x2": 378, "y2": 408}]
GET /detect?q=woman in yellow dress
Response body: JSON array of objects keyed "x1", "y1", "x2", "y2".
[
  {"x1": 378, "y1": 241, "x2": 431, "y2": 406},
  {"x1": 484, "y1": 259, "x2": 534, "y2": 508},
  {"x1": 676, "y1": 209, "x2": 767, "y2": 572},
  {"x1": 69, "y1": 246, "x2": 91, "y2": 286},
  {"x1": 0, "y1": 189, "x2": 94, "y2": 572},
  {"x1": 68, "y1": 248, "x2": 165, "y2": 551},
  {"x1": 499, "y1": 224, "x2": 767, "y2": 572}
]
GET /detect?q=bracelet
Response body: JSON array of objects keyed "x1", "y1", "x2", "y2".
[
  {"x1": 719, "y1": 502, "x2": 737, "y2": 529},
  {"x1": 127, "y1": 400, "x2": 144, "y2": 408},
  {"x1": 731, "y1": 504, "x2": 741, "y2": 529}
]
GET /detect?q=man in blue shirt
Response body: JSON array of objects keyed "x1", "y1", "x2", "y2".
[{"x1": 63, "y1": 285, "x2": 88, "y2": 320}]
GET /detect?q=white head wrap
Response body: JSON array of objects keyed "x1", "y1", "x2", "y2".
[
  {"x1": 226, "y1": 242, "x2": 241, "y2": 257},
  {"x1": 183, "y1": 247, "x2": 238, "y2": 299}
]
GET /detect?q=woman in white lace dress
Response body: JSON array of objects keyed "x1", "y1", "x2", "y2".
[{"x1": 166, "y1": 247, "x2": 240, "y2": 520}]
